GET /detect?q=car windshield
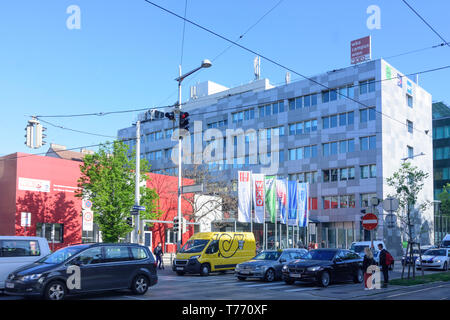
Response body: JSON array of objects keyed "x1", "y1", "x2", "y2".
[
  {"x1": 424, "y1": 249, "x2": 446, "y2": 256},
  {"x1": 442, "y1": 241, "x2": 450, "y2": 247},
  {"x1": 179, "y1": 240, "x2": 209, "y2": 253},
  {"x1": 253, "y1": 251, "x2": 281, "y2": 261},
  {"x1": 350, "y1": 245, "x2": 368, "y2": 253},
  {"x1": 38, "y1": 246, "x2": 86, "y2": 264},
  {"x1": 306, "y1": 250, "x2": 337, "y2": 261}
]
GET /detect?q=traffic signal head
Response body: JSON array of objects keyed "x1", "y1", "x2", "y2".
[
  {"x1": 126, "y1": 217, "x2": 133, "y2": 227},
  {"x1": 165, "y1": 112, "x2": 175, "y2": 121},
  {"x1": 25, "y1": 125, "x2": 33, "y2": 148},
  {"x1": 179, "y1": 112, "x2": 190, "y2": 131},
  {"x1": 173, "y1": 217, "x2": 179, "y2": 233}
]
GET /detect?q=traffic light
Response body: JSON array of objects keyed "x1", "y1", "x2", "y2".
[
  {"x1": 25, "y1": 124, "x2": 33, "y2": 148},
  {"x1": 179, "y1": 112, "x2": 190, "y2": 131},
  {"x1": 35, "y1": 123, "x2": 47, "y2": 148},
  {"x1": 173, "y1": 217, "x2": 179, "y2": 233},
  {"x1": 126, "y1": 217, "x2": 133, "y2": 227},
  {"x1": 165, "y1": 112, "x2": 175, "y2": 121}
]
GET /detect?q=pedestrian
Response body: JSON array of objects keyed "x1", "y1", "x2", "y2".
[
  {"x1": 363, "y1": 247, "x2": 376, "y2": 290},
  {"x1": 256, "y1": 242, "x2": 261, "y2": 254},
  {"x1": 154, "y1": 242, "x2": 164, "y2": 270},
  {"x1": 321, "y1": 240, "x2": 326, "y2": 248},
  {"x1": 296, "y1": 240, "x2": 304, "y2": 249},
  {"x1": 377, "y1": 243, "x2": 391, "y2": 288}
]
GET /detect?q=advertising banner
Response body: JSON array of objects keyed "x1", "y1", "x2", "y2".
[
  {"x1": 252, "y1": 173, "x2": 265, "y2": 223},
  {"x1": 276, "y1": 178, "x2": 288, "y2": 224},
  {"x1": 238, "y1": 171, "x2": 252, "y2": 223},
  {"x1": 264, "y1": 176, "x2": 276, "y2": 223},
  {"x1": 287, "y1": 181, "x2": 298, "y2": 226},
  {"x1": 298, "y1": 183, "x2": 309, "y2": 227},
  {"x1": 351, "y1": 35, "x2": 371, "y2": 64}
]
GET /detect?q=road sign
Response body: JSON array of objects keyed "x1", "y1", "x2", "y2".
[
  {"x1": 383, "y1": 197, "x2": 399, "y2": 212},
  {"x1": 181, "y1": 184, "x2": 203, "y2": 194},
  {"x1": 132, "y1": 205, "x2": 146, "y2": 211},
  {"x1": 130, "y1": 209, "x2": 139, "y2": 216},
  {"x1": 362, "y1": 213, "x2": 378, "y2": 231}
]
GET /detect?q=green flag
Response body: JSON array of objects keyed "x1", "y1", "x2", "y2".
[{"x1": 265, "y1": 176, "x2": 276, "y2": 223}]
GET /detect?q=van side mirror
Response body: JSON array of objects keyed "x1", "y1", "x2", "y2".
[{"x1": 218, "y1": 252, "x2": 221, "y2": 257}]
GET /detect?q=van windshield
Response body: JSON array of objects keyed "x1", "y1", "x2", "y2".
[
  {"x1": 442, "y1": 240, "x2": 450, "y2": 247},
  {"x1": 350, "y1": 245, "x2": 367, "y2": 253},
  {"x1": 179, "y1": 240, "x2": 209, "y2": 254},
  {"x1": 38, "y1": 246, "x2": 86, "y2": 264}
]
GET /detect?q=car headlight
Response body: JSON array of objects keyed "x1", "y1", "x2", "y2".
[
  {"x1": 190, "y1": 255, "x2": 201, "y2": 260},
  {"x1": 435, "y1": 259, "x2": 441, "y2": 263},
  {"x1": 282, "y1": 265, "x2": 289, "y2": 271},
  {"x1": 20, "y1": 274, "x2": 42, "y2": 281},
  {"x1": 254, "y1": 266, "x2": 264, "y2": 270},
  {"x1": 307, "y1": 266, "x2": 322, "y2": 272},
  {"x1": 235, "y1": 264, "x2": 241, "y2": 270}
]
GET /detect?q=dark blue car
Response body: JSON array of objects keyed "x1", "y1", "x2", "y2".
[{"x1": 4, "y1": 243, "x2": 157, "y2": 300}]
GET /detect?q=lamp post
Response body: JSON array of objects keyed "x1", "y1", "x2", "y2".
[{"x1": 175, "y1": 59, "x2": 212, "y2": 250}]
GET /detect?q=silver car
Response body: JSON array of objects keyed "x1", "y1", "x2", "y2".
[{"x1": 235, "y1": 249, "x2": 308, "y2": 282}]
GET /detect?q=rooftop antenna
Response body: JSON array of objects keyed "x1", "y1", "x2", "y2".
[
  {"x1": 285, "y1": 72, "x2": 291, "y2": 84},
  {"x1": 254, "y1": 56, "x2": 261, "y2": 80}
]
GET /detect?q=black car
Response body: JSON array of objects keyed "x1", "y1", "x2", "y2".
[
  {"x1": 4, "y1": 243, "x2": 157, "y2": 300},
  {"x1": 282, "y1": 249, "x2": 363, "y2": 287}
]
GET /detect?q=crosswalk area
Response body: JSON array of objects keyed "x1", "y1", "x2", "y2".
[{"x1": 157, "y1": 274, "x2": 322, "y2": 293}]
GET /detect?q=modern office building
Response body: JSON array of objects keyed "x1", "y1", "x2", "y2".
[{"x1": 118, "y1": 59, "x2": 434, "y2": 255}]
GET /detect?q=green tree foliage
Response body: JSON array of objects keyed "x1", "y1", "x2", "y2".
[
  {"x1": 438, "y1": 183, "x2": 450, "y2": 217},
  {"x1": 76, "y1": 141, "x2": 160, "y2": 243}
]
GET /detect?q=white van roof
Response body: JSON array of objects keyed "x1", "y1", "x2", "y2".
[
  {"x1": 443, "y1": 234, "x2": 450, "y2": 241},
  {"x1": 0, "y1": 236, "x2": 48, "y2": 241}
]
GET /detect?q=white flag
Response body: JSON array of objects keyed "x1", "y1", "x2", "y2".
[
  {"x1": 252, "y1": 173, "x2": 265, "y2": 223},
  {"x1": 238, "y1": 171, "x2": 252, "y2": 223}
]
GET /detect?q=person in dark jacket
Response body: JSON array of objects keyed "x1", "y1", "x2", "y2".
[
  {"x1": 378, "y1": 243, "x2": 389, "y2": 287},
  {"x1": 363, "y1": 247, "x2": 376, "y2": 290},
  {"x1": 154, "y1": 243, "x2": 164, "y2": 269}
]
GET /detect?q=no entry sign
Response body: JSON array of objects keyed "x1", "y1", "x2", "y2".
[{"x1": 362, "y1": 213, "x2": 378, "y2": 231}]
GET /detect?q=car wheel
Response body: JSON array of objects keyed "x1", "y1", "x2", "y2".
[
  {"x1": 353, "y1": 268, "x2": 363, "y2": 283},
  {"x1": 237, "y1": 276, "x2": 246, "y2": 281},
  {"x1": 443, "y1": 262, "x2": 448, "y2": 271},
  {"x1": 264, "y1": 268, "x2": 275, "y2": 282},
  {"x1": 176, "y1": 271, "x2": 185, "y2": 276},
  {"x1": 131, "y1": 275, "x2": 149, "y2": 295},
  {"x1": 44, "y1": 280, "x2": 67, "y2": 301},
  {"x1": 318, "y1": 271, "x2": 330, "y2": 287},
  {"x1": 200, "y1": 264, "x2": 210, "y2": 276},
  {"x1": 284, "y1": 278, "x2": 295, "y2": 285}
]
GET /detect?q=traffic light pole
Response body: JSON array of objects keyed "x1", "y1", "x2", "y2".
[
  {"x1": 134, "y1": 120, "x2": 141, "y2": 244},
  {"x1": 177, "y1": 65, "x2": 183, "y2": 251}
]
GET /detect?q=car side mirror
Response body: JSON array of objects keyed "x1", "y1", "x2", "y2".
[
  {"x1": 218, "y1": 252, "x2": 221, "y2": 257},
  {"x1": 334, "y1": 257, "x2": 342, "y2": 263},
  {"x1": 280, "y1": 258, "x2": 286, "y2": 263}
]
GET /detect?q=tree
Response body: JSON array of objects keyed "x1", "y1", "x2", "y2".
[
  {"x1": 76, "y1": 140, "x2": 160, "y2": 243},
  {"x1": 386, "y1": 161, "x2": 431, "y2": 279}
]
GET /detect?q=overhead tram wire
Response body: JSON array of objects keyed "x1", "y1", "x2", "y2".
[
  {"x1": 155, "y1": 0, "x2": 285, "y2": 107},
  {"x1": 141, "y1": 0, "x2": 447, "y2": 137},
  {"x1": 39, "y1": 118, "x2": 117, "y2": 139},
  {"x1": 401, "y1": 0, "x2": 450, "y2": 48}
]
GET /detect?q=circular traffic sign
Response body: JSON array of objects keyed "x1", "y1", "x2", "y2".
[
  {"x1": 84, "y1": 211, "x2": 93, "y2": 222},
  {"x1": 362, "y1": 213, "x2": 378, "y2": 231},
  {"x1": 383, "y1": 197, "x2": 399, "y2": 212}
]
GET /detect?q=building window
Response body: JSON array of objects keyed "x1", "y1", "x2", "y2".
[
  {"x1": 323, "y1": 196, "x2": 339, "y2": 210},
  {"x1": 36, "y1": 223, "x2": 64, "y2": 243},
  {"x1": 408, "y1": 146, "x2": 414, "y2": 159},
  {"x1": 361, "y1": 164, "x2": 376, "y2": 179},
  {"x1": 360, "y1": 79, "x2": 376, "y2": 94},
  {"x1": 360, "y1": 136, "x2": 376, "y2": 151},
  {"x1": 289, "y1": 120, "x2": 317, "y2": 135},
  {"x1": 360, "y1": 108, "x2": 376, "y2": 123},
  {"x1": 407, "y1": 94, "x2": 413, "y2": 108},
  {"x1": 360, "y1": 193, "x2": 377, "y2": 208},
  {"x1": 407, "y1": 120, "x2": 413, "y2": 134}
]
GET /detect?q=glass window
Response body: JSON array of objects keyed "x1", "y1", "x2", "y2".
[
  {"x1": 279, "y1": 101, "x2": 284, "y2": 113},
  {"x1": 305, "y1": 121, "x2": 311, "y2": 133},
  {"x1": 368, "y1": 79, "x2": 376, "y2": 92},
  {"x1": 296, "y1": 122, "x2": 303, "y2": 135},
  {"x1": 36, "y1": 223, "x2": 64, "y2": 243},
  {"x1": 1, "y1": 240, "x2": 41, "y2": 257},
  {"x1": 289, "y1": 98, "x2": 295, "y2": 110},
  {"x1": 348, "y1": 139, "x2": 355, "y2": 153},
  {"x1": 323, "y1": 117, "x2": 330, "y2": 129},
  {"x1": 360, "y1": 137, "x2": 368, "y2": 151},
  {"x1": 323, "y1": 170, "x2": 330, "y2": 182},
  {"x1": 265, "y1": 104, "x2": 271, "y2": 116},
  {"x1": 273, "y1": 103, "x2": 279, "y2": 114},
  {"x1": 131, "y1": 247, "x2": 149, "y2": 260},
  {"x1": 340, "y1": 196, "x2": 348, "y2": 208},
  {"x1": 347, "y1": 86, "x2": 355, "y2": 99},
  {"x1": 361, "y1": 165, "x2": 370, "y2": 179},
  {"x1": 304, "y1": 146, "x2": 311, "y2": 158},
  {"x1": 323, "y1": 197, "x2": 331, "y2": 209},
  {"x1": 331, "y1": 196, "x2": 338, "y2": 209},
  {"x1": 408, "y1": 146, "x2": 414, "y2": 159},
  {"x1": 369, "y1": 136, "x2": 376, "y2": 150},
  {"x1": 369, "y1": 108, "x2": 376, "y2": 121},
  {"x1": 339, "y1": 87, "x2": 346, "y2": 98},
  {"x1": 76, "y1": 247, "x2": 103, "y2": 265},
  {"x1": 360, "y1": 109, "x2": 368, "y2": 123},
  {"x1": 331, "y1": 169, "x2": 338, "y2": 182},
  {"x1": 340, "y1": 168, "x2": 348, "y2": 181},
  {"x1": 289, "y1": 124, "x2": 296, "y2": 135},
  {"x1": 348, "y1": 167, "x2": 355, "y2": 180},
  {"x1": 348, "y1": 112, "x2": 354, "y2": 125},
  {"x1": 407, "y1": 95, "x2": 413, "y2": 108},
  {"x1": 370, "y1": 165, "x2": 377, "y2": 178},
  {"x1": 289, "y1": 149, "x2": 296, "y2": 160},
  {"x1": 311, "y1": 145, "x2": 317, "y2": 158},
  {"x1": 339, "y1": 113, "x2": 346, "y2": 126},
  {"x1": 330, "y1": 142, "x2": 338, "y2": 155},
  {"x1": 322, "y1": 91, "x2": 330, "y2": 103},
  {"x1": 339, "y1": 141, "x2": 347, "y2": 154},
  {"x1": 323, "y1": 143, "x2": 330, "y2": 157},
  {"x1": 407, "y1": 120, "x2": 413, "y2": 134},
  {"x1": 330, "y1": 115, "x2": 338, "y2": 128},
  {"x1": 436, "y1": 126, "x2": 444, "y2": 139},
  {"x1": 297, "y1": 148, "x2": 303, "y2": 160},
  {"x1": 330, "y1": 89, "x2": 337, "y2": 101},
  {"x1": 311, "y1": 94, "x2": 318, "y2": 106},
  {"x1": 104, "y1": 246, "x2": 131, "y2": 262},
  {"x1": 259, "y1": 106, "x2": 265, "y2": 118},
  {"x1": 360, "y1": 80, "x2": 368, "y2": 94},
  {"x1": 312, "y1": 119, "x2": 318, "y2": 131},
  {"x1": 349, "y1": 195, "x2": 356, "y2": 208},
  {"x1": 303, "y1": 95, "x2": 310, "y2": 107}
]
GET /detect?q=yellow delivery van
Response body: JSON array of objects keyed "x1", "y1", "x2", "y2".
[{"x1": 172, "y1": 232, "x2": 256, "y2": 276}]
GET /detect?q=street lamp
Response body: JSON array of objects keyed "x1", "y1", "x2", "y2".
[
  {"x1": 401, "y1": 152, "x2": 425, "y2": 162},
  {"x1": 175, "y1": 59, "x2": 212, "y2": 250}
]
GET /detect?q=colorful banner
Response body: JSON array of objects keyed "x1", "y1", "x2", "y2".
[
  {"x1": 298, "y1": 183, "x2": 309, "y2": 227},
  {"x1": 276, "y1": 179, "x2": 288, "y2": 224},
  {"x1": 252, "y1": 173, "x2": 265, "y2": 223},
  {"x1": 238, "y1": 171, "x2": 252, "y2": 223},
  {"x1": 287, "y1": 181, "x2": 298, "y2": 226},
  {"x1": 265, "y1": 176, "x2": 277, "y2": 223}
]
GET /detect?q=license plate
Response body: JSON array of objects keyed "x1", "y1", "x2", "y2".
[
  {"x1": 240, "y1": 271, "x2": 250, "y2": 274},
  {"x1": 6, "y1": 282, "x2": 14, "y2": 289},
  {"x1": 290, "y1": 273, "x2": 302, "y2": 278},
  {"x1": 176, "y1": 267, "x2": 184, "y2": 271}
]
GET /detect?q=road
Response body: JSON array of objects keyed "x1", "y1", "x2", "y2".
[{"x1": 1, "y1": 264, "x2": 448, "y2": 300}]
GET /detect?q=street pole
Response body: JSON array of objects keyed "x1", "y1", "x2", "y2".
[
  {"x1": 134, "y1": 120, "x2": 141, "y2": 244},
  {"x1": 177, "y1": 65, "x2": 183, "y2": 251}
]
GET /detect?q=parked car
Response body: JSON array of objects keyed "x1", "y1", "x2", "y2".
[
  {"x1": 441, "y1": 234, "x2": 450, "y2": 248},
  {"x1": 0, "y1": 236, "x2": 51, "y2": 290},
  {"x1": 172, "y1": 232, "x2": 256, "y2": 276},
  {"x1": 282, "y1": 248, "x2": 363, "y2": 287},
  {"x1": 349, "y1": 241, "x2": 394, "y2": 270},
  {"x1": 4, "y1": 243, "x2": 157, "y2": 300},
  {"x1": 416, "y1": 248, "x2": 450, "y2": 271},
  {"x1": 235, "y1": 248, "x2": 308, "y2": 282},
  {"x1": 401, "y1": 245, "x2": 435, "y2": 266}
]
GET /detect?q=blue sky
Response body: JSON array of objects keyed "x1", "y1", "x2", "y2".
[{"x1": 1, "y1": 0, "x2": 449, "y2": 156}]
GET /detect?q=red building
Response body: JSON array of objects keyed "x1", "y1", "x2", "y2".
[{"x1": 0, "y1": 152, "x2": 194, "y2": 253}]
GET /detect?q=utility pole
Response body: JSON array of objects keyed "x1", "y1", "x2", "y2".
[{"x1": 134, "y1": 120, "x2": 141, "y2": 244}]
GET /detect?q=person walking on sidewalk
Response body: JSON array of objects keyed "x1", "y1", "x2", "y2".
[
  {"x1": 363, "y1": 247, "x2": 376, "y2": 290},
  {"x1": 378, "y1": 243, "x2": 391, "y2": 288},
  {"x1": 154, "y1": 243, "x2": 164, "y2": 270}
]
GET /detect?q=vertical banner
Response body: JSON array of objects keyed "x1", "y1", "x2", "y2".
[
  {"x1": 287, "y1": 181, "x2": 298, "y2": 226},
  {"x1": 238, "y1": 171, "x2": 252, "y2": 223},
  {"x1": 252, "y1": 173, "x2": 265, "y2": 223},
  {"x1": 265, "y1": 176, "x2": 276, "y2": 223},
  {"x1": 276, "y1": 178, "x2": 288, "y2": 224},
  {"x1": 298, "y1": 183, "x2": 309, "y2": 227}
]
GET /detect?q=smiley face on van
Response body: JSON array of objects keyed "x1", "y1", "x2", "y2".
[{"x1": 172, "y1": 232, "x2": 256, "y2": 276}]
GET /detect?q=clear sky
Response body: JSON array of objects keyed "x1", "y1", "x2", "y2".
[{"x1": 1, "y1": 0, "x2": 449, "y2": 157}]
